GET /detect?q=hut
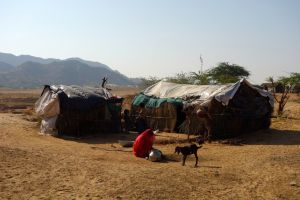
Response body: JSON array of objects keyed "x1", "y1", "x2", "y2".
[
  {"x1": 35, "y1": 85, "x2": 123, "y2": 136},
  {"x1": 261, "y1": 82, "x2": 285, "y2": 93},
  {"x1": 131, "y1": 79, "x2": 274, "y2": 139}
]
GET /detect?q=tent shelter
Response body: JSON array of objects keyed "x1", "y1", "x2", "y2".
[
  {"x1": 131, "y1": 79, "x2": 274, "y2": 139},
  {"x1": 35, "y1": 85, "x2": 123, "y2": 136}
]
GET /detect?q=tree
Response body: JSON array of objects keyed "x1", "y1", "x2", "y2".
[
  {"x1": 266, "y1": 73, "x2": 300, "y2": 116},
  {"x1": 190, "y1": 71, "x2": 210, "y2": 85},
  {"x1": 208, "y1": 62, "x2": 250, "y2": 84},
  {"x1": 278, "y1": 72, "x2": 300, "y2": 87},
  {"x1": 166, "y1": 72, "x2": 192, "y2": 84},
  {"x1": 140, "y1": 76, "x2": 161, "y2": 88}
]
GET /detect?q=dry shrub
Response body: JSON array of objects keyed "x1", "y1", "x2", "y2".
[{"x1": 274, "y1": 94, "x2": 300, "y2": 119}]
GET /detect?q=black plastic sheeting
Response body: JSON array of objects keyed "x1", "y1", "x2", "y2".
[{"x1": 46, "y1": 85, "x2": 123, "y2": 112}]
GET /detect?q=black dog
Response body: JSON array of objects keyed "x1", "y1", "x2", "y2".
[{"x1": 174, "y1": 144, "x2": 202, "y2": 167}]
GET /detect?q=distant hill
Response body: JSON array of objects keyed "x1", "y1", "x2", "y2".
[
  {"x1": 66, "y1": 57, "x2": 111, "y2": 70},
  {"x1": 0, "y1": 61, "x2": 15, "y2": 73},
  {"x1": 0, "y1": 52, "x2": 59, "y2": 66},
  {"x1": 0, "y1": 52, "x2": 137, "y2": 88}
]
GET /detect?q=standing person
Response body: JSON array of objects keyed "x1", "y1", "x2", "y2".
[
  {"x1": 183, "y1": 106, "x2": 192, "y2": 141},
  {"x1": 123, "y1": 109, "x2": 132, "y2": 133},
  {"x1": 136, "y1": 103, "x2": 147, "y2": 134},
  {"x1": 197, "y1": 107, "x2": 212, "y2": 143},
  {"x1": 110, "y1": 103, "x2": 122, "y2": 133}
]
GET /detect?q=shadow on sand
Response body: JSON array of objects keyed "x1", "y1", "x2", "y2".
[
  {"x1": 55, "y1": 131, "x2": 139, "y2": 145},
  {"x1": 234, "y1": 129, "x2": 300, "y2": 145},
  {"x1": 54, "y1": 127, "x2": 300, "y2": 146}
]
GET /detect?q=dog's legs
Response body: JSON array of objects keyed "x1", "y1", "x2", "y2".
[
  {"x1": 182, "y1": 155, "x2": 187, "y2": 166},
  {"x1": 194, "y1": 153, "x2": 198, "y2": 167}
]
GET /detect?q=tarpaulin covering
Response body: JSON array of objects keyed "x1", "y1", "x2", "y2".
[
  {"x1": 51, "y1": 85, "x2": 114, "y2": 111},
  {"x1": 131, "y1": 79, "x2": 274, "y2": 138},
  {"x1": 35, "y1": 85, "x2": 123, "y2": 135},
  {"x1": 132, "y1": 94, "x2": 182, "y2": 108},
  {"x1": 35, "y1": 87, "x2": 60, "y2": 118},
  {"x1": 135, "y1": 79, "x2": 274, "y2": 107}
]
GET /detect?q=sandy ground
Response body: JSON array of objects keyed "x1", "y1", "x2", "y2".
[{"x1": 1, "y1": 112, "x2": 300, "y2": 200}]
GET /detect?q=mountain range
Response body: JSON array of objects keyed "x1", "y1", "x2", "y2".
[{"x1": 0, "y1": 52, "x2": 139, "y2": 88}]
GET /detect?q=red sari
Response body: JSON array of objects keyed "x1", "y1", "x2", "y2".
[{"x1": 133, "y1": 129, "x2": 155, "y2": 158}]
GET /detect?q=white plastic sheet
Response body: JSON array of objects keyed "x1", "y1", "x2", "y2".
[
  {"x1": 35, "y1": 88, "x2": 60, "y2": 135},
  {"x1": 142, "y1": 79, "x2": 274, "y2": 107},
  {"x1": 35, "y1": 89, "x2": 60, "y2": 118},
  {"x1": 40, "y1": 116, "x2": 58, "y2": 135}
]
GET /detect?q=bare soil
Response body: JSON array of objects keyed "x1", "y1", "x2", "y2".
[{"x1": 0, "y1": 90, "x2": 300, "y2": 200}]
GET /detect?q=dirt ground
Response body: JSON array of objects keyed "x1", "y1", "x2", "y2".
[{"x1": 0, "y1": 89, "x2": 300, "y2": 200}]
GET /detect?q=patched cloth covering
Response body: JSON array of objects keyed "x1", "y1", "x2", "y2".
[
  {"x1": 50, "y1": 85, "x2": 113, "y2": 111},
  {"x1": 136, "y1": 79, "x2": 274, "y2": 107},
  {"x1": 50, "y1": 85, "x2": 112, "y2": 100},
  {"x1": 36, "y1": 85, "x2": 118, "y2": 113},
  {"x1": 35, "y1": 85, "x2": 123, "y2": 135},
  {"x1": 132, "y1": 79, "x2": 274, "y2": 138}
]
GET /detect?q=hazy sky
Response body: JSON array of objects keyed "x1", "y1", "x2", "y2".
[{"x1": 1, "y1": 0, "x2": 299, "y2": 83}]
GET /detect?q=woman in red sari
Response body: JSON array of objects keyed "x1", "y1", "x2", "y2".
[{"x1": 133, "y1": 129, "x2": 155, "y2": 158}]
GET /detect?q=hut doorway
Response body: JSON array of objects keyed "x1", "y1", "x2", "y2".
[{"x1": 174, "y1": 104, "x2": 186, "y2": 132}]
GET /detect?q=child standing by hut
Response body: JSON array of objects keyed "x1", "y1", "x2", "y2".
[
  {"x1": 136, "y1": 103, "x2": 147, "y2": 134},
  {"x1": 122, "y1": 109, "x2": 132, "y2": 133}
]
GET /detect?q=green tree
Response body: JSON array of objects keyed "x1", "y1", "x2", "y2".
[
  {"x1": 278, "y1": 72, "x2": 300, "y2": 86},
  {"x1": 166, "y1": 72, "x2": 192, "y2": 84},
  {"x1": 140, "y1": 76, "x2": 161, "y2": 88},
  {"x1": 190, "y1": 71, "x2": 210, "y2": 85},
  {"x1": 208, "y1": 62, "x2": 250, "y2": 84}
]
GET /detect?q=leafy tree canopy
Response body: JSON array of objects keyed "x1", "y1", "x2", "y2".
[
  {"x1": 278, "y1": 72, "x2": 300, "y2": 86},
  {"x1": 140, "y1": 76, "x2": 161, "y2": 88},
  {"x1": 190, "y1": 71, "x2": 210, "y2": 85},
  {"x1": 140, "y1": 62, "x2": 251, "y2": 87},
  {"x1": 207, "y1": 62, "x2": 250, "y2": 84},
  {"x1": 166, "y1": 72, "x2": 192, "y2": 84}
]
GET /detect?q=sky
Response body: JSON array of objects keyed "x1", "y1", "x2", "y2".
[{"x1": 0, "y1": 0, "x2": 299, "y2": 84}]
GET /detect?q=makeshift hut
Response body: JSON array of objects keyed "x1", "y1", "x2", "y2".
[
  {"x1": 131, "y1": 79, "x2": 274, "y2": 139},
  {"x1": 35, "y1": 85, "x2": 123, "y2": 136}
]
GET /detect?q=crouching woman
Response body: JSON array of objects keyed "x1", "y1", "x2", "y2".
[{"x1": 133, "y1": 129, "x2": 155, "y2": 158}]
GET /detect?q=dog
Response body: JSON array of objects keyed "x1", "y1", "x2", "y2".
[{"x1": 174, "y1": 144, "x2": 202, "y2": 167}]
